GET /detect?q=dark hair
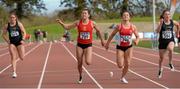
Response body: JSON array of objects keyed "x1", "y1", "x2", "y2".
[
  {"x1": 161, "y1": 9, "x2": 170, "y2": 17},
  {"x1": 9, "y1": 10, "x2": 18, "y2": 18},
  {"x1": 121, "y1": 11, "x2": 132, "y2": 17},
  {"x1": 82, "y1": 8, "x2": 92, "y2": 19},
  {"x1": 82, "y1": 8, "x2": 90, "y2": 14}
]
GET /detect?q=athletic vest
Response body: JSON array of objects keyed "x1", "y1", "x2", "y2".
[
  {"x1": 7, "y1": 21, "x2": 22, "y2": 43},
  {"x1": 159, "y1": 20, "x2": 174, "y2": 42},
  {"x1": 117, "y1": 23, "x2": 133, "y2": 46},
  {"x1": 77, "y1": 20, "x2": 93, "y2": 44}
]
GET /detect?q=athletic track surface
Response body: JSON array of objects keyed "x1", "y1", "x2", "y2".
[{"x1": 0, "y1": 41, "x2": 179, "y2": 89}]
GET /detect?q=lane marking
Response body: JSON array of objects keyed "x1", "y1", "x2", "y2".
[
  {"x1": 0, "y1": 43, "x2": 41, "y2": 74},
  {"x1": 61, "y1": 42, "x2": 103, "y2": 89},
  {"x1": 94, "y1": 45, "x2": 180, "y2": 73},
  {"x1": 37, "y1": 42, "x2": 52, "y2": 89},
  {"x1": 93, "y1": 52, "x2": 169, "y2": 89}
]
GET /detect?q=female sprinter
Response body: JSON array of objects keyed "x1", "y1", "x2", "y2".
[
  {"x1": 56, "y1": 8, "x2": 104, "y2": 84},
  {"x1": 2, "y1": 12, "x2": 26, "y2": 78},
  {"x1": 105, "y1": 11, "x2": 139, "y2": 84},
  {"x1": 156, "y1": 9, "x2": 179, "y2": 78}
]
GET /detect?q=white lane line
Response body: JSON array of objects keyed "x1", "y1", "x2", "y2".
[
  {"x1": 94, "y1": 45, "x2": 180, "y2": 73},
  {"x1": 0, "y1": 44, "x2": 41, "y2": 74},
  {"x1": 37, "y1": 42, "x2": 52, "y2": 89},
  {"x1": 93, "y1": 52, "x2": 169, "y2": 89},
  {"x1": 0, "y1": 44, "x2": 32, "y2": 58},
  {"x1": 61, "y1": 42, "x2": 103, "y2": 89},
  {"x1": 0, "y1": 47, "x2": 8, "y2": 51}
]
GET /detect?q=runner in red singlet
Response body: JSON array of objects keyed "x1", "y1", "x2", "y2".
[
  {"x1": 56, "y1": 8, "x2": 104, "y2": 84},
  {"x1": 105, "y1": 11, "x2": 139, "y2": 84}
]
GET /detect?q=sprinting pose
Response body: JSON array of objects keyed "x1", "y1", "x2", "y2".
[
  {"x1": 2, "y1": 12, "x2": 26, "y2": 78},
  {"x1": 156, "y1": 9, "x2": 179, "y2": 78},
  {"x1": 56, "y1": 8, "x2": 104, "y2": 84},
  {"x1": 105, "y1": 11, "x2": 139, "y2": 84}
]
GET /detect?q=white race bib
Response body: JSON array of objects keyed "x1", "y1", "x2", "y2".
[
  {"x1": 10, "y1": 31, "x2": 19, "y2": 37},
  {"x1": 162, "y1": 31, "x2": 172, "y2": 39},
  {"x1": 80, "y1": 32, "x2": 90, "y2": 40}
]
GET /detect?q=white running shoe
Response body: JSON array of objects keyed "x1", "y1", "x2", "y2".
[
  {"x1": 12, "y1": 72, "x2": 17, "y2": 78},
  {"x1": 77, "y1": 79, "x2": 82, "y2": 84},
  {"x1": 121, "y1": 77, "x2": 128, "y2": 84},
  {"x1": 77, "y1": 76, "x2": 82, "y2": 84},
  {"x1": 158, "y1": 68, "x2": 163, "y2": 79}
]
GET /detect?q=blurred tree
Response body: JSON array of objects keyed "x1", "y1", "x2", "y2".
[
  {"x1": 0, "y1": 0, "x2": 47, "y2": 19},
  {"x1": 59, "y1": 0, "x2": 87, "y2": 19}
]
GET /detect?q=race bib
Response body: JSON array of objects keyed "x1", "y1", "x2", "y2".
[
  {"x1": 80, "y1": 32, "x2": 90, "y2": 40},
  {"x1": 10, "y1": 31, "x2": 19, "y2": 37},
  {"x1": 162, "y1": 31, "x2": 172, "y2": 39},
  {"x1": 120, "y1": 35, "x2": 131, "y2": 42}
]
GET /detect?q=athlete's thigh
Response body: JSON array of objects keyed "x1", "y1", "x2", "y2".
[
  {"x1": 9, "y1": 44, "x2": 17, "y2": 58},
  {"x1": 84, "y1": 47, "x2": 92, "y2": 62},
  {"x1": 17, "y1": 44, "x2": 25, "y2": 58},
  {"x1": 124, "y1": 47, "x2": 133, "y2": 64},
  {"x1": 116, "y1": 49, "x2": 124, "y2": 64},
  {"x1": 76, "y1": 46, "x2": 84, "y2": 62},
  {"x1": 159, "y1": 49, "x2": 167, "y2": 59},
  {"x1": 167, "y1": 41, "x2": 174, "y2": 51}
]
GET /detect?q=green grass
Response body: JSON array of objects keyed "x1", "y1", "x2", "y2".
[{"x1": 26, "y1": 24, "x2": 78, "y2": 41}]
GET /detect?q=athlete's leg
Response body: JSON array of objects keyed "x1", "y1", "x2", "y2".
[
  {"x1": 158, "y1": 49, "x2": 167, "y2": 78},
  {"x1": 16, "y1": 44, "x2": 25, "y2": 61},
  {"x1": 167, "y1": 42, "x2": 175, "y2": 70},
  {"x1": 159, "y1": 49, "x2": 167, "y2": 70},
  {"x1": 116, "y1": 49, "x2": 124, "y2": 69},
  {"x1": 122, "y1": 47, "x2": 133, "y2": 79},
  {"x1": 84, "y1": 47, "x2": 92, "y2": 65},
  {"x1": 167, "y1": 42, "x2": 174, "y2": 63},
  {"x1": 9, "y1": 44, "x2": 17, "y2": 76},
  {"x1": 76, "y1": 46, "x2": 84, "y2": 81}
]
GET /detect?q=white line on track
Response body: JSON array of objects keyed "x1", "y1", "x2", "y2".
[
  {"x1": 93, "y1": 52, "x2": 169, "y2": 89},
  {"x1": 61, "y1": 42, "x2": 103, "y2": 89},
  {"x1": 0, "y1": 43, "x2": 41, "y2": 74},
  {"x1": 37, "y1": 42, "x2": 52, "y2": 89}
]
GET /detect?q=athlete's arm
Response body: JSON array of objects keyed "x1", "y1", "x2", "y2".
[
  {"x1": 2, "y1": 24, "x2": 10, "y2": 44},
  {"x1": 105, "y1": 26, "x2": 119, "y2": 50},
  {"x1": 18, "y1": 22, "x2": 26, "y2": 40},
  {"x1": 132, "y1": 25, "x2": 140, "y2": 45},
  {"x1": 173, "y1": 20, "x2": 180, "y2": 38},
  {"x1": 56, "y1": 19, "x2": 77, "y2": 30},
  {"x1": 93, "y1": 22, "x2": 105, "y2": 46},
  {"x1": 156, "y1": 19, "x2": 163, "y2": 33}
]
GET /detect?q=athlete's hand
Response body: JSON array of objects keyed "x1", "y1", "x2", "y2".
[
  {"x1": 56, "y1": 19, "x2": 63, "y2": 24},
  {"x1": 20, "y1": 40, "x2": 25, "y2": 44},
  {"x1": 160, "y1": 18, "x2": 163, "y2": 26},
  {"x1": 133, "y1": 39, "x2": 139, "y2": 45}
]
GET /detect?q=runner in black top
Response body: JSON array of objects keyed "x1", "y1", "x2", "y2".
[
  {"x1": 156, "y1": 9, "x2": 180, "y2": 78},
  {"x1": 2, "y1": 12, "x2": 26, "y2": 78}
]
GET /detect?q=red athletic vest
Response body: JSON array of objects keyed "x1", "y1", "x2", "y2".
[
  {"x1": 118, "y1": 23, "x2": 133, "y2": 46},
  {"x1": 77, "y1": 20, "x2": 93, "y2": 44}
]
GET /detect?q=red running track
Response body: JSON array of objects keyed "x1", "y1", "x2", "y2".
[{"x1": 0, "y1": 41, "x2": 179, "y2": 88}]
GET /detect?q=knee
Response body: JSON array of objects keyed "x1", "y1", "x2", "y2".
[
  {"x1": 86, "y1": 61, "x2": 91, "y2": 65},
  {"x1": 117, "y1": 63, "x2": 123, "y2": 68}
]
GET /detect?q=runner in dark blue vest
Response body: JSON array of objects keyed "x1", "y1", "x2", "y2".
[
  {"x1": 156, "y1": 9, "x2": 180, "y2": 78},
  {"x1": 2, "y1": 12, "x2": 26, "y2": 78}
]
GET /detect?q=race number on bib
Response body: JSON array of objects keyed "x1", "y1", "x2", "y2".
[
  {"x1": 80, "y1": 32, "x2": 90, "y2": 40},
  {"x1": 120, "y1": 35, "x2": 131, "y2": 42},
  {"x1": 162, "y1": 31, "x2": 172, "y2": 39},
  {"x1": 10, "y1": 31, "x2": 19, "y2": 37}
]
